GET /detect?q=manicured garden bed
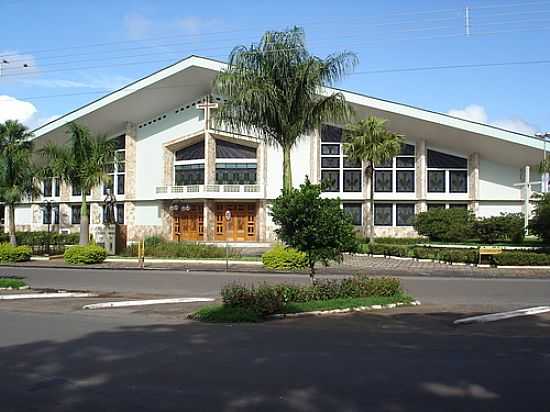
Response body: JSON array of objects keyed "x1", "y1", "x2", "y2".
[{"x1": 190, "y1": 276, "x2": 413, "y2": 323}]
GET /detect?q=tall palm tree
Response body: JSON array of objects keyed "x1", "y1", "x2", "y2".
[
  {"x1": 40, "y1": 123, "x2": 116, "y2": 245},
  {"x1": 0, "y1": 120, "x2": 41, "y2": 246},
  {"x1": 343, "y1": 117, "x2": 403, "y2": 244},
  {"x1": 213, "y1": 27, "x2": 358, "y2": 192}
]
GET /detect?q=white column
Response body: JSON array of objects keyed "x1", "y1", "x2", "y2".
[
  {"x1": 524, "y1": 165, "x2": 531, "y2": 231},
  {"x1": 468, "y1": 152, "x2": 480, "y2": 214},
  {"x1": 416, "y1": 139, "x2": 427, "y2": 212}
]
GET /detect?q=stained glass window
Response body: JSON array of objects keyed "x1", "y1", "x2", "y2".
[
  {"x1": 321, "y1": 170, "x2": 340, "y2": 192},
  {"x1": 396, "y1": 170, "x2": 415, "y2": 192},
  {"x1": 374, "y1": 170, "x2": 393, "y2": 192},
  {"x1": 343, "y1": 170, "x2": 362, "y2": 192},
  {"x1": 374, "y1": 204, "x2": 393, "y2": 226},
  {"x1": 396, "y1": 204, "x2": 415, "y2": 226},
  {"x1": 321, "y1": 144, "x2": 340, "y2": 155},
  {"x1": 216, "y1": 139, "x2": 256, "y2": 159},
  {"x1": 343, "y1": 203, "x2": 362, "y2": 225},
  {"x1": 428, "y1": 170, "x2": 446, "y2": 193},
  {"x1": 175, "y1": 164, "x2": 205, "y2": 185},
  {"x1": 175, "y1": 141, "x2": 205, "y2": 161},
  {"x1": 450, "y1": 170, "x2": 468, "y2": 193},
  {"x1": 216, "y1": 163, "x2": 257, "y2": 184},
  {"x1": 321, "y1": 157, "x2": 340, "y2": 168}
]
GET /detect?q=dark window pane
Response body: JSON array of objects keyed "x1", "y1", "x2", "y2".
[
  {"x1": 71, "y1": 206, "x2": 81, "y2": 224},
  {"x1": 215, "y1": 163, "x2": 257, "y2": 184},
  {"x1": 374, "y1": 170, "x2": 393, "y2": 192},
  {"x1": 321, "y1": 157, "x2": 340, "y2": 168},
  {"x1": 53, "y1": 206, "x2": 59, "y2": 224},
  {"x1": 72, "y1": 184, "x2": 81, "y2": 196},
  {"x1": 116, "y1": 204, "x2": 125, "y2": 224},
  {"x1": 175, "y1": 141, "x2": 205, "y2": 161},
  {"x1": 343, "y1": 203, "x2": 362, "y2": 225},
  {"x1": 43, "y1": 208, "x2": 51, "y2": 224},
  {"x1": 396, "y1": 204, "x2": 415, "y2": 226},
  {"x1": 175, "y1": 164, "x2": 205, "y2": 185},
  {"x1": 113, "y1": 135, "x2": 125, "y2": 150},
  {"x1": 321, "y1": 170, "x2": 339, "y2": 192},
  {"x1": 449, "y1": 203, "x2": 468, "y2": 209},
  {"x1": 427, "y1": 203, "x2": 446, "y2": 210},
  {"x1": 103, "y1": 179, "x2": 114, "y2": 195},
  {"x1": 343, "y1": 170, "x2": 362, "y2": 192},
  {"x1": 427, "y1": 150, "x2": 467, "y2": 169},
  {"x1": 375, "y1": 158, "x2": 393, "y2": 168},
  {"x1": 321, "y1": 125, "x2": 342, "y2": 142},
  {"x1": 396, "y1": 170, "x2": 415, "y2": 192},
  {"x1": 449, "y1": 170, "x2": 468, "y2": 193},
  {"x1": 374, "y1": 204, "x2": 393, "y2": 226},
  {"x1": 321, "y1": 144, "x2": 340, "y2": 155},
  {"x1": 54, "y1": 179, "x2": 60, "y2": 197},
  {"x1": 43, "y1": 179, "x2": 52, "y2": 197},
  {"x1": 117, "y1": 174, "x2": 125, "y2": 195},
  {"x1": 343, "y1": 157, "x2": 361, "y2": 168},
  {"x1": 400, "y1": 143, "x2": 415, "y2": 156},
  {"x1": 396, "y1": 157, "x2": 415, "y2": 168},
  {"x1": 428, "y1": 170, "x2": 446, "y2": 193},
  {"x1": 216, "y1": 139, "x2": 256, "y2": 159}
]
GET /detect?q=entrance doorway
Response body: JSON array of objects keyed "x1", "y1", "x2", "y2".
[
  {"x1": 215, "y1": 203, "x2": 256, "y2": 242},
  {"x1": 172, "y1": 203, "x2": 204, "y2": 241}
]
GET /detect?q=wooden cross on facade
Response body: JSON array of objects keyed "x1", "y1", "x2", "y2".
[{"x1": 197, "y1": 97, "x2": 219, "y2": 131}]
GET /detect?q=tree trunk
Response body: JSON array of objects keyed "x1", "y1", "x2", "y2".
[
  {"x1": 282, "y1": 146, "x2": 293, "y2": 193},
  {"x1": 8, "y1": 204, "x2": 16, "y2": 246},
  {"x1": 79, "y1": 193, "x2": 90, "y2": 245},
  {"x1": 368, "y1": 165, "x2": 375, "y2": 245}
]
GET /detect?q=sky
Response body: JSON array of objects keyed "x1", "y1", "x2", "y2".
[{"x1": 1, "y1": 0, "x2": 549, "y2": 135}]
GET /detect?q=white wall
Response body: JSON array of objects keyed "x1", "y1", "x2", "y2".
[
  {"x1": 265, "y1": 144, "x2": 284, "y2": 199},
  {"x1": 135, "y1": 104, "x2": 203, "y2": 200},
  {"x1": 135, "y1": 201, "x2": 162, "y2": 226},
  {"x1": 479, "y1": 159, "x2": 522, "y2": 201},
  {"x1": 14, "y1": 205, "x2": 32, "y2": 225},
  {"x1": 477, "y1": 202, "x2": 523, "y2": 218}
]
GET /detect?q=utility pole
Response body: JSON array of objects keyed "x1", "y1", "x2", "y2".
[
  {"x1": 536, "y1": 132, "x2": 550, "y2": 192},
  {"x1": 465, "y1": 6, "x2": 471, "y2": 36}
]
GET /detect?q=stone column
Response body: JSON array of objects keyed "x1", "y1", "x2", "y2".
[
  {"x1": 204, "y1": 131, "x2": 216, "y2": 186},
  {"x1": 163, "y1": 146, "x2": 174, "y2": 187},
  {"x1": 204, "y1": 200, "x2": 216, "y2": 241},
  {"x1": 125, "y1": 122, "x2": 137, "y2": 200},
  {"x1": 257, "y1": 200, "x2": 267, "y2": 242},
  {"x1": 468, "y1": 152, "x2": 480, "y2": 214},
  {"x1": 310, "y1": 129, "x2": 320, "y2": 183},
  {"x1": 125, "y1": 202, "x2": 136, "y2": 241},
  {"x1": 416, "y1": 139, "x2": 427, "y2": 213}
]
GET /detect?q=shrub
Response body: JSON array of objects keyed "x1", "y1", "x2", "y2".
[
  {"x1": 262, "y1": 245, "x2": 308, "y2": 271},
  {"x1": 494, "y1": 251, "x2": 550, "y2": 266},
  {"x1": 529, "y1": 193, "x2": 550, "y2": 244},
  {"x1": 64, "y1": 244, "x2": 107, "y2": 264},
  {"x1": 414, "y1": 208, "x2": 475, "y2": 242},
  {"x1": 0, "y1": 243, "x2": 32, "y2": 263},
  {"x1": 362, "y1": 237, "x2": 425, "y2": 245},
  {"x1": 473, "y1": 213, "x2": 525, "y2": 244},
  {"x1": 121, "y1": 240, "x2": 237, "y2": 259},
  {"x1": 220, "y1": 276, "x2": 402, "y2": 318}
]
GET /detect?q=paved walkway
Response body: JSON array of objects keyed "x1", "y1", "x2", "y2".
[{"x1": 8, "y1": 254, "x2": 550, "y2": 278}]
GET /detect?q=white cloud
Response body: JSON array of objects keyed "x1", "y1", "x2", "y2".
[
  {"x1": 124, "y1": 13, "x2": 153, "y2": 40},
  {"x1": 448, "y1": 104, "x2": 537, "y2": 136},
  {"x1": 0, "y1": 95, "x2": 37, "y2": 123},
  {"x1": 176, "y1": 16, "x2": 223, "y2": 36}
]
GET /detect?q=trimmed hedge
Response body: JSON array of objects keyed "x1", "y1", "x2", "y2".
[
  {"x1": 493, "y1": 251, "x2": 550, "y2": 266},
  {"x1": 64, "y1": 244, "x2": 107, "y2": 265},
  {"x1": 262, "y1": 245, "x2": 308, "y2": 271},
  {"x1": 0, "y1": 243, "x2": 32, "y2": 263},
  {"x1": 121, "y1": 237, "x2": 237, "y2": 259},
  {"x1": 414, "y1": 208, "x2": 475, "y2": 242},
  {"x1": 221, "y1": 276, "x2": 402, "y2": 317}
]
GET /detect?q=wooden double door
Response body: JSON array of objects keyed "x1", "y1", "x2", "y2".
[
  {"x1": 215, "y1": 203, "x2": 256, "y2": 242},
  {"x1": 173, "y1": 204, "x2": 204, "y2": 241}
]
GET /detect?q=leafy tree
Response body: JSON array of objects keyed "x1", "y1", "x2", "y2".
[
  {"x1": 529, "y1": 193, "x2": 550, "y2": 244},
  {"x1": 342, "y1": 117, "x2": 403, "y2": 243},
  {"x1": 40, "y1": 123, "x2": 116, "y2": 245},
  {"x1": 473, "y1": 213, "x2": 524, "y2": 244},
  {"x1": 270, "y1": 178, "x2": 358, "y2": 280},
  {"x1": 0, "y1": 120, "x2": 41, "y2": 245},
  {"x1": 214, "y1": 26, "x2": 357, "y2": 192}
]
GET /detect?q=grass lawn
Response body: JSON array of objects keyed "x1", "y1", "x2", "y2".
[
  {"x1": 190, "y1": 293, "x2": 414, "y2": 323},
  {"x1": 0, "y1": 278, "x2": 26, "y2": 289}
]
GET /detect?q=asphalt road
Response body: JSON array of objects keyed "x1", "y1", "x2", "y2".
[{"x1": 1, "y1": 267, "x2": 550, "y2": 411}]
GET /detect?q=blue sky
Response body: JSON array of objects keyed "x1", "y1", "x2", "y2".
[{"x1": 1, "y1": 0, "x2": 549, "y2": 134}]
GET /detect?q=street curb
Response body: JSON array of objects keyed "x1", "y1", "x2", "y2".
[
  {"x1": 0, "y1": 292, "x2": 97, "y2": 300},
  {"x1": 267, "y1": 300, "x2": 421, "y2": 320},
  {"x1": 104, "y1": 258, "x2": 263, "y2": 265},
  {"x1": 454, "y1": 306, "x2": 550, "y2": 325},
  {"x1": 82, "y1": 297, "x2": 215, "y2": 310}
]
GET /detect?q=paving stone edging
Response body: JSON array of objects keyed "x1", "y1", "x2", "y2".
[{"x1": 267, "y1": 300, "x2": 421, "y2": 320}]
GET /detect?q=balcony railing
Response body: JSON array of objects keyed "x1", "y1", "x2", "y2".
[{"x1": 155, "y1": 184, "x2": 264, "y2": 199}]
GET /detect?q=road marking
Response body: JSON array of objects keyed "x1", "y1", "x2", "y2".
[
  {"x1": 454, "y1": 306, "x2": 550, "y2": 325},
  {"x1": 82, "y1": 297, "x2": 215, "y2": 310},
  {"x1": 0, "y1": 292, "x2": 97, "y2": 300}
]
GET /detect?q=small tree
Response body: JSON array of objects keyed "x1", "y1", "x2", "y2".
[
  {"x1": 270, "y1": 178, "x2": 357, "y2": 280},
  {"x1": 414, "y1": 208, "x2": 475, "y2": 242},
  {"x1": 342, "y1": 117, "x2": 403, "y2": 244},
  {"x1": 529, "y1": 193, "x2": 550, "y2": 244},
  {"x1": 0, "y1": 120, "x2": 41, "y2": 245}
]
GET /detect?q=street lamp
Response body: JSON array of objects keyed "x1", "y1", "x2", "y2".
[{"x1": 536, "y1": 132, "x2": 550, "y2": 192}]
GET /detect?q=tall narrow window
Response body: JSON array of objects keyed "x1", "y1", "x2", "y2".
[
  {"x1": 320, "y1": 125, "x2": 362, "y2": 193},
  {"x1": 104, "y1": 135, "x2": 126, "y2": 195}
]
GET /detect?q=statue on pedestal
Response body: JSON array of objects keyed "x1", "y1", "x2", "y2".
[{"x1": 103, "y1": 188, "x2": 117, "y2": 225}]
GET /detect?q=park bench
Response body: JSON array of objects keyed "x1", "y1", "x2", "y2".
[{"x1": 479, "y1": 246, "x2": 503, "y2": 265}]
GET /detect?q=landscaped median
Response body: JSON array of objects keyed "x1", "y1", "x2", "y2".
[
  {"x1": 0, "y1": 277, "x2": 27, "y2": 290},
  {"x1": 189, "y1": 275, "x2": 416, "y2": 322}
]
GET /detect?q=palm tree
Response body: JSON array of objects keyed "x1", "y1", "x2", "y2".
[
  {"x1": 40, "y1": 122, "x2": 116, "y2": 245},
  {"x1": 343, "y1": 117, "x2": 403, "y2": 244},
  {"x1": 213, "y1": 27, "x2": 358, "y2": 192},
  {"x1": 0, "y1": 120, "x2": 41, "y2": 246}
]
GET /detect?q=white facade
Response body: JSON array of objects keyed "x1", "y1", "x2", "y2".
[{"x1": 9, "y1": 56, "x2": 545, "y2": 243}]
